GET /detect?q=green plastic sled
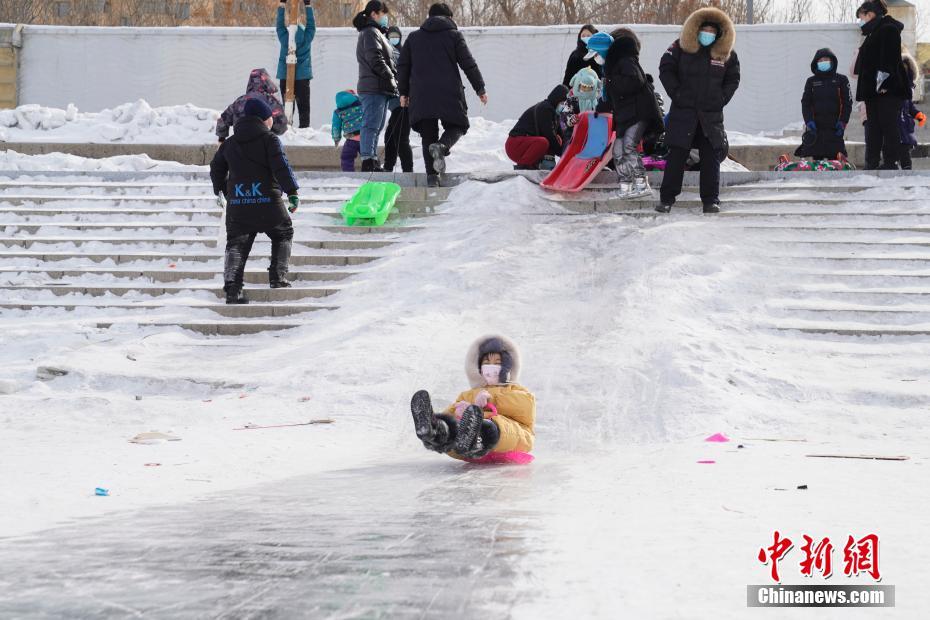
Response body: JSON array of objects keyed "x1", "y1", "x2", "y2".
[{"x1": 340, "y1": 182, "x2": 402, "y2": 227}]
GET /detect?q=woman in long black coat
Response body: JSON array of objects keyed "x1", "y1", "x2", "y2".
[
  {"x1": 562, "y1": 24, "x2": 601, "y2": 86},
  {"x1": 795, "y1": 48, "x2": 853, "y2": 161},
  {"x1": 853, "y1": 0, "x2": 910, "y2": 169}
]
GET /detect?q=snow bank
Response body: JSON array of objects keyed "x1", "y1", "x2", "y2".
[{"x1": 0, "y1": 149, "x2": 203, "y2": 172}]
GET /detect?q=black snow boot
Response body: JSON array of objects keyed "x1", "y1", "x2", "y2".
[
  {"x1": 270, "y1": 280, "x2": 292, "y2": 289},
  {"x1": 361, "y1": 158, "x2": 384, "y2": 173},
  {"x1": 224, "y1": 288, "x2": 249, "y2": 305},
  {"x1": 703, "y1": 201, "x2": 721, "y2": 214},
  {"x1": 428, "y1": 143, "x2": 448, "y2": 174},
  {"x1": 410, "y1": 390, "x2": 455, "y2": 453},
  {"x1": 453, "y1": 405, "x2": 497, "y2": 458},
  {"x1": 655, "y1": 202, "x2": 672, "y2": 214},
  {"x1": 427, "y1": 174, "x2": 441, "y2": 188}
]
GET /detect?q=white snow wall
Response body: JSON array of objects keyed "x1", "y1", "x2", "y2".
[{"x1": 18, "y1": 23, "x2": 863, "y2": 134}]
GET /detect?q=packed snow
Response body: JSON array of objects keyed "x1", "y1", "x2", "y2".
[{"x1": 0, "y1": 170, "x2": 928, "y2": 616}]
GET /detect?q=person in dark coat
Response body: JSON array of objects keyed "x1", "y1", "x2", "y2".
[
  {"x1": 397, "y1": 3, "x2": 486, "y2": 187},
  {"x1": 216, "y1": 69, "x2": 288, "y2": 142},
  {"x1": 854, "y1": 0, "x2": 910, "y2": 169},
  {"x1": 899, "y1": 51, "x2": 924, "y2": 170},
  {"x1": 656, "y1": 7, "x2": 740, "y2": 214},
  {"x1": 353, "y1": 0, "x2": 397, "y2": 172},
  {"x1": 795, "y1": 48, "x2": 853, "y2": 161},
  {"x1": 562, "y1": 25, "x2": 601, "y2": 86},
  {"x1": 210, "y1": 99, "x2": 300, "y2": 305},
  {"x1": 383, "y1": 25, "x2": 413, "y2": 173},
  {"x1": 275, "y1": 0, "x2": 316, "y2": 129},
  {"x1": 505, "y1": 85, "x2": 569, "y2": 170},
  {"x1": 603, "y1": 27, "x2": 664, "y2": 197}
]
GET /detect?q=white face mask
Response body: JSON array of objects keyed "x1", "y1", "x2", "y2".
[
  {"x1": 580, "y1": 36, "x2": 591, "y2": 45},
  {"x1": 388, "y1": 37, "x2": 400, "y2": 46},
  {"x1": 481, "y1": 364, "x2": 502, "y2": 385}
]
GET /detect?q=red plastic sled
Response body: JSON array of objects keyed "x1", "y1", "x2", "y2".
[{"x1": 540, "y1": 111, "x2": 615, "y2": 193}]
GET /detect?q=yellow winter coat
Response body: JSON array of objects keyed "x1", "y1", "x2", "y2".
[{"x1": 445, "y1": 383, "x2": 536, "y2": 453}]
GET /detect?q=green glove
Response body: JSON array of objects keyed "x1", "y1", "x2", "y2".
[{"x1": 288, "y1": 194, "x2": 299, "y2": 214}]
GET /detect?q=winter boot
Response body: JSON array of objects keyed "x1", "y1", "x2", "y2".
[
  {"x1": 225, "y1": 288, "x2": 249, "y2": 305},
  {"x1": 615, "y1": 181, "x2": 634, "y2": 199},
  {"x1": 629, "y1": 176, "x2": 652, "y2": 199},
  {"x1": 410, "y1": 390, "x2": 454, "y2": 453},
  {"x1": 428, "y1": 143, "x2": 448, "y2": 174},
  {"x1": 703, "y1": 201, "x2": 721, "y2": 214},
  {"x1": 361, "y1": 158, "x2": 384, "y2": 173},
  {"x1": 427, "y1": 174, "x2": 441, "y2": 188},
  {"x1": 655, "y1": 201, "x2": 672, "y2": 213},
  {"x1": 270, "y1": 280, "x2": 292, "y2": 289},
  {"x1": 453, "y1": 405, "x2": 487, "y2": 457}
]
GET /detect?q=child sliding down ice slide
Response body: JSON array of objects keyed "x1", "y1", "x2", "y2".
[{"x1": 411, "y1": 335, "x2": 536, "y2": 463}]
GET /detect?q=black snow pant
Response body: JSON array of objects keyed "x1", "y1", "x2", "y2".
[
  {"x1": 900, "y1": 146, "x2": 913, "y2": 170},
  {"x1": 660, "y1": 124, "x2": 722, "y2": 207},
  {"x1": 864, "y1": 97, "x2": 903, "y2": 170},
  {"x1": 224, "y1": 218, "x2": 294, "y2": 294},
  {"x1": 384, "y1": 106, "x2": 413, "y2": 172},
  {"x1": 280, "y1": 78, "x2": 311, "y2": 129},
  {"x1": 413, "y1": 118, "x2": 466, "y2": 175}
]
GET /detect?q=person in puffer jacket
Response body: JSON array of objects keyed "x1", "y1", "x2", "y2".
[
  {"x1": 410, "y1": 335, "x2": 536, "y2": 462},
  {"x1": 794, "y1": 48, "x2": 853, "y2": 161},
  {"x1": 331, "y1": 90, "x2": 364, "y2": 172},
  {"x1": 899, "y1": 50, "x2": 925, "y2": 170},
  {"x1": 506, "y1": 85, "x2": 569, "y2": 170},
  {"x1": 216, "y1": 68, "x2": 288, "y2": 142}
]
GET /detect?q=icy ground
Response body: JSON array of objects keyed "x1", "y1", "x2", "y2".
[
  {"x1": 0, "y1": 101, "x2": 764, "y2": 173},
  {"x1": 0, "y1": 169, "x2": 928, "y2": 617}
]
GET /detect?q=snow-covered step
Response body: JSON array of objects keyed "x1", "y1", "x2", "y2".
[
  {"x1": 739, "y1": 224, "x2": 930, "y2": 232},
  {"x1": 0, "y1": 284, "x2": 341, "y2": 301},
  {"x1": 0, "y1": 300, "x2": 335, "y2": 318},
  {"x1": 0, "y1": 208, "x2": 221, "y2": 216},
  {"x1": 0, "y1": 267, "x2": 357, "y2": 283},
  {"x1": 0, "y1": 237, "x2": 396, "y2": 250},
  {"x1": 93, "y1": 320, "x2": 307, "y2": 336},
  {"x1": 767, "y1": 320, "x2": 930, "y2": 337},
  {"x1": 0, "y1": 251, "x2": 380, "y2": 266}
]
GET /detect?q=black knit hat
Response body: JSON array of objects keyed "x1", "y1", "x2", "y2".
[
  {"x1": 428, "y1": 3, "x2": 453, "y2": 18},
  {"x1": 857, "y1": 1, "x2": 888, "y2": 17}
]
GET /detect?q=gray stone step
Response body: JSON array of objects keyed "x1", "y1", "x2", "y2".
[
  {"x1": 0, "y1": 267, "x2": 356, "y2": 283},
  {"x1": 0, "y1": 301, "x2": 334, "y2": 318},
  {"x1": 0, "y1": 237, "x2": 395, "y2": 250},
  {"x1": 94, "y1": 320, "x2": 305, "y2": 336},
  {"x1": 0, "y1": 251, "x2": 378, "y2": 266},
  {"x1": 0, "y1": 284, "x2": 340, "y2": 301},
  {"x1": 546, "y1": 197, "x2": 930, "y2": 213},
  {"x1": 0, "y1": 207, "x2": 221, "y2": 217},
  {"x1": 742, "y1": 225, "x2": 930, "y2": 233},
  {"x1": 770, "y1": 323, "x2": 930, "y2": 336}
]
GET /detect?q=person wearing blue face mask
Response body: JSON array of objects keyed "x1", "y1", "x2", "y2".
[
  {"x1": 852, "y1": 0, "x2": 910, "y2": 169},
  {"x1": 563, "y1": 24, "x2": 601, "y2": 86},
  {"x1": 656, "y1": 7, "x2": 740, "y2": 214},
  {"x1": 353, "y1": 0, "x2": 398, "y2": 172},
  {"x1": 794, "y1": 49, "x2": 853, "y2": 162}
]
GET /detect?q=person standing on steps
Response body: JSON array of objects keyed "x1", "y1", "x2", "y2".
[
  {"x1": 384, "y1": 25, "x2": 414, "y2": 173},
  {"x1": 216, "y1": 68, "x2": 288, "y2": 142},
  {"x1": 656, "y1": 7, "x2": 740, "y2": 215},
  {"x1": 794, "y1": 48, "x2": 853, "y2": 162},
  {"x1": 397, "y1": 3, "x2": 487, "y2": 187},
  {"x1": 563, "y1": 25, "x2": 601, "y2": 86},
  {"x1": 276, "y1": 0, "x2": 316, "y2": 130},
  {"x1": 854, "y1": 0, "x2": 910, "y2": 170},
  {"x1": 353, "y1": 0, "x2": 397, "y2": 172},
  {"x1": 210, "y1": 99, "x2": 300, "y2": 305},
  {"x1": 603, "y1": 27, "x2": 665, "y2": 199}
]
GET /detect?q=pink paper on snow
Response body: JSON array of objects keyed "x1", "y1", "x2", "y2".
[
  {"x1": 697, "y1": 460, "x2": 717, "y2": 464},
  {"x1": 705, "y1": 433, "x2": 730, "y2": 442},
  {"x1": 467, "y1": 451, "x2": 535, "y2": 465}
]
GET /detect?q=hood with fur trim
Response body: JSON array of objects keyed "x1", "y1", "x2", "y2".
[
  {"x1": 680, "y1": 7, "x2": 736, "y2": 62},
  {"x1": 465, "y1": 334, "x2": 522, "y2": 388},
  {"x1": 903, "y1": 52, "x2": 919, "y2": 88}
]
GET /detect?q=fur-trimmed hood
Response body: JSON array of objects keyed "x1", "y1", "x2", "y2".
[
  {"x1": 903, "y1": 51, "x2": 919, "y2": 87},
  {"x1": 679, "y1": 6, "x2": 736, "y2": 62},
  {"x1": 465, "y1": 334, "x2": 522, "y2": 388}
]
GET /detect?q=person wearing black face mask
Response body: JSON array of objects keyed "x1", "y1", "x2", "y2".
[
  {"x1": 383, "y1": 25, "x2": 413, "y2": 172},
  {"x1": 853, "y1": 0, "x2": 910, "y2": 169},
  {"x1": 563, "y1": 24, "x2": 601, "y2": 86}
]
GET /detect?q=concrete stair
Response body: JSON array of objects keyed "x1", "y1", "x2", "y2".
[{"x1": 0, "y1": 173, "x2": 449, "y2": 334}]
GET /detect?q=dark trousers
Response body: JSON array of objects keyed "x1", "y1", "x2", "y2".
[
  {"x1": 340, "y1": 138, "x2": 360, "y2": 172},
  {"x1": 660, "y1": 124, "x2": 721, "y2": 206},
  {"x1": 413, "y1": 118, "x2": 466, "y2": 175},
  {"x1": 901, "y1": 146, "x2": 913, "y2": 170},
  {"x1": 224, "y1": 219, "x2": 294, "y2": 293},
  {"x1": 384, "y1": 107, "x2": 413, "y2": 172},
  {"x1": 279, "y1": 78, "x2": 311, "y2": 129},
  {"x1": 864, "y1": 97, "x2": 903, "y2": 170}
]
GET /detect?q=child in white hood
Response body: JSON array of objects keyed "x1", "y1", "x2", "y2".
[{"x1": 411, "y1": 335, "x2": 536, "y2": 461}]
